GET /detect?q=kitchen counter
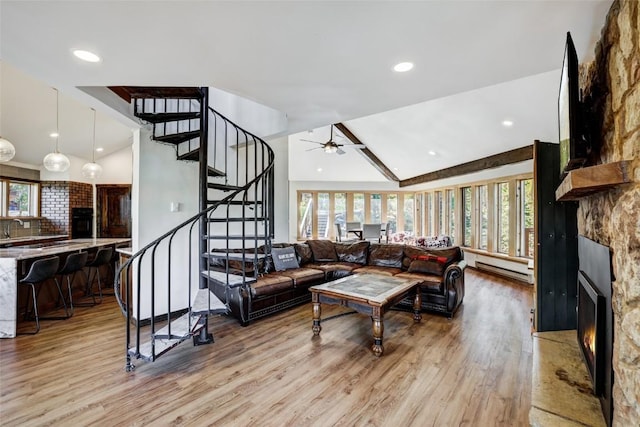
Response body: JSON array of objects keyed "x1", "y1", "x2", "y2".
[
  {"x1": 0, "y1": 238, "x2": 131, "y2": 338},
  {"x1": 0, "y1": 235, "x2": 69, "y2": 248},
  {"x1": 0, "y1": 238, "x2": 130, "y2": 260}
]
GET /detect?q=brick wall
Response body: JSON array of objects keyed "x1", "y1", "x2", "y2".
[{"x1": 40, "y1": 181, "x2": 93, "y2": 236}]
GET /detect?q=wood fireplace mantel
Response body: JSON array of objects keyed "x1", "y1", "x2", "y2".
[{"x1": 556, "y1": 161, "x2": 631, "y2": 201}]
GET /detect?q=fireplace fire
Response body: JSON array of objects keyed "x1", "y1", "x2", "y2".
[
  {"x1": 577, "y1": 235, "x2": 613, "y2": 426},
  {"x1": 577, "y1": 270, "x2": 604, "y2": 394}
]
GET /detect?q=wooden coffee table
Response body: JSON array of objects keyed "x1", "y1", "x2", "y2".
[{"x1": 309, "y1": 273, "x2": 422, "y2": 357}]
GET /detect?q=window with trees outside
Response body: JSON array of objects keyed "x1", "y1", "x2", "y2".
[
  {"x1": 496, "y1": 182, "x2": 510, "y2": 254},
  {"x1": 4, "y1": 180, "x2": 39, "y2": 217},
  {"x1": 478, "y1": 185, "x2": 489, "y2": 250},
  {"x1": 462, "y1": 187, "x2": 472, "y2": 247}
]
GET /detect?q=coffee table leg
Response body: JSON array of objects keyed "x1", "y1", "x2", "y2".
[
  {"x1": 312, "y1": 297, "x2": 322, "y2": 335},
  {"x1": 372, "y1": 316, "x2": 384, "y2": 357},
  {"x1": 413, "y1": 288, "x2": 422, "y2": 323}
]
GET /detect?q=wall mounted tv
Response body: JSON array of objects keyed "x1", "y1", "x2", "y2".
[{"x1": 558, "y1": 32, "x2": 590, "y2": 177}]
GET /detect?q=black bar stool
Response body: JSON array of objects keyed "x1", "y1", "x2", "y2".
[
  {"x1": 18, "y1": 256, "x2": 70, "y2": 335},
  {"x1": 85, "y1": 247, "x2": 113, "y2": 304},
  {"x1": 57, "y1": 251, "x2": 89, "y2": 312}
]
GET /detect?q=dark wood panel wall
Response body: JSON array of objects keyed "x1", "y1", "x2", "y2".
[{"x1": 534, "y1": 141, "x2": 579, "y2": 331}]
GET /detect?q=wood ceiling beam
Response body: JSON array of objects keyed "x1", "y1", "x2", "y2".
[
  {"x1": 399, "y1": 145, "x2": 533, "y2": 187},
  {"x1": 334, "y1": 123, "x2": 399, "y2": 182}
]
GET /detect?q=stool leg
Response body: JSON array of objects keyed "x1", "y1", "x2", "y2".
[
  {"x1": 65, "y1": 272, "x2": 76, "y2": 316},
  {"x1": 95, "y1": 267, "x2": 103, "y2": 304},
  {"x1": 18, "y1": 282, "x2": 40, "y2": 335}
]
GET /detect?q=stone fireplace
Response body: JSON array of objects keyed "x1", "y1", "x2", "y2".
[{"x1": 578, "y1": 0, "x2": 640, "y2": 424}]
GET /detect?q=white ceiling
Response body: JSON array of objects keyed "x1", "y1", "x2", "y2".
[{"x1": 0, "y1": 0, "x2": 611, "y2": 176}]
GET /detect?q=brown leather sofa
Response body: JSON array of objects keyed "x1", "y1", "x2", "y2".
[{"x1": 208, "y1": 240, "x2": 467, "y2": 325}]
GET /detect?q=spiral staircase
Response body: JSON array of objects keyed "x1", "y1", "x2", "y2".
[{"x1": 114, "y1": 87, "x2": 274, "y2": 371}]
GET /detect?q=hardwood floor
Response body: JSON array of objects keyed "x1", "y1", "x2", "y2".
[{"x1": 0, "y1": 269, "x2": 533, "y2": 426}]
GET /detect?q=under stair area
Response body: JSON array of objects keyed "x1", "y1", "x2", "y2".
[{"x1": 113, "y1": 86, "x2": 274, "y2": 371}]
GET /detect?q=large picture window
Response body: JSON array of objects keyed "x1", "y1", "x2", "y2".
[{"x1": 478, "y1": 185, "x2": 488, "y2": 250}]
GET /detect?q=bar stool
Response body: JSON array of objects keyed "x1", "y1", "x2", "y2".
[
  {"x1": 85, "y1": 247, "x2": 113, "y2": 304},
  {"x1": 57, "y1": 251, "x2": 89, "y2": 312},
  {"x1": 18, "y1": 256, "x2": 69, "y2": 335}
]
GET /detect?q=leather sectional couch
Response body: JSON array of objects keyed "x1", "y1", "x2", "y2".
[{"x1": 208, "y1": 240, "x2": 467, "y2": 326}]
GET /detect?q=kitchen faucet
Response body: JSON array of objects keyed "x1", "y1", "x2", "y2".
[{"x1": 3, "y1": 218, "x2": 24, "y2": 239}]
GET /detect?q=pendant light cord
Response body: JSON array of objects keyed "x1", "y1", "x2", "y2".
[
  {"x1": 55, "y1": 88, "x2": 60, "y2": 153},
  {"x1": 92, "y1": 108, "x2": 96, "y2": 162}
]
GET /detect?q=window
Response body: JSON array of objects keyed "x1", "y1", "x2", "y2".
[
  {"x1": 5, "y1": 180, "x2": 39, "y2": 217},
  {"x1": 370, "y1": 194, "x2": 381, "y2": 223},
  {"x1": 386, "y1": 194, "x2": 397, "y2": 234},
  {"x1": 353, "y1": 193, "x2": 364, "y2": 224},
  {"x1": 334, "y1": 193, "x2": 346, "y2": 236},
  {"x1": 435, "y1": 191, "x2": 444, "y2": 235},
  {"x1": 478, "y1": 185, "x2": 488, "y2": 250},
  {"x1": 518, "y1": 179, "x2": 534, "y2": 258},
  {"x1": 447, "y1": 189, "x2": 455, "y2": 244},
  {"x1": 425, "y1": 192, "x2": 433, "y2": 236},
  {"x1": 462, "y1": 187, "x2": 472, "y2": 247},
  {"x1": 317, "y1": 193, "x2": 330, "y2": 239},
  {"x1": 496, "y1": 182, "x2": 510, "y2": 254},
  {"x1": 298, "y1": 192, "x2": 313, "y2": 239},
  {"x1": 403, "y1": 194, "x2": 414, "y2": 234}
]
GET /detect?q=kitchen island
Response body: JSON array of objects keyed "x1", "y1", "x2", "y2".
[{"x1": 0, "y1": 238, "x2": 131, "y2": 338}]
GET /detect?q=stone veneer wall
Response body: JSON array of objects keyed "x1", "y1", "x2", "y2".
[
  {"x1": 578, "y1": 1, "x2": 639, "y2": 424},
  {"x1": 40, "y1": 181, "x2": 93, "y2": 236}
]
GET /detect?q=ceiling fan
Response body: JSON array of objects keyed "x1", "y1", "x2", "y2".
[{"x1": 301, "y1": 124, "x2": 365, "y2": 155}]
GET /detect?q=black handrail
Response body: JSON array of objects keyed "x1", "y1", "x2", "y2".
[{"x1": 115, "y1": 96, "x2": 274, "y2": 371}]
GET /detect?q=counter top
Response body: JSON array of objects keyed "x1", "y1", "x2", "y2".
[
  {"x1": 0, "y1": 238, "x2": 131, "y2": 260},
  {"x1": 116, "y1": 247, "x2": 133, "y2": 256},
  {"x1": 0, "y1": 235, "x2": 69, "y2": 247}
]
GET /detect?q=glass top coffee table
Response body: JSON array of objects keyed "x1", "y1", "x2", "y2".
[{"x1": 309, "y1": 273, "x2": 422, "y2": 357}]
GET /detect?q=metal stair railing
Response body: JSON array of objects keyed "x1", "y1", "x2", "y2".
[{"x1": 115, "y1": 99, "x2": 274, "y2": 372}]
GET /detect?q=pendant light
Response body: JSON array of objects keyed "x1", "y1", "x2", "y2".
[
  {"x1": 0, "y1": 137, "x2": 16, "y2": 162},
  {"x1": 0, "y1": 110, "x2": 16, "y2": 162},
  {"x1": 81, "y1": 108, "x2": 103, "y2": 179},
  {"x1": 43, "y1": 88, "x2": 70, "y2": 172}
]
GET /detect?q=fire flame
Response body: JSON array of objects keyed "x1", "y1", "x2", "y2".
[{"x1": 583, "y1": 326, "x2": 596, "y2": 357}]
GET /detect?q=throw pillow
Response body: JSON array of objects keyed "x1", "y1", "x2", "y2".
[
  {"x1": 334, "y1": 241, "x2": 369, "y2": 264},
  {"x1": 271, "y1": 247, "x2": 300, "y2": 271}
]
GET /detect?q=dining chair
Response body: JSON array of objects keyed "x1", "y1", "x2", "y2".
[
  {"x1": 346, "y1": 221, "x2": 362, "y2": 239},
  {"x1": 362, "y1": 223, "x2": 382, "y2": 243}
]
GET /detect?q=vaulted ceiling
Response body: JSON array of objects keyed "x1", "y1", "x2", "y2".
[{"x1": 0, "y1": 1, "x2": 611, "y2": 177}]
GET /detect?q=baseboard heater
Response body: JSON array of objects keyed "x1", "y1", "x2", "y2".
[{"x1": 475, "y1": 261, "x2": 530, "y2": 283}]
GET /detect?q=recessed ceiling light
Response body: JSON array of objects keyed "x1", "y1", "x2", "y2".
[
  {"x1": 393, "y1": 167, "x2": 399, "y2": 171},
  {"x1": 317, "y1": 168, "x2": 322, "y2": 172},
  {"x1": 393, "y1": 62, "x2": 414, "y2": 72},
  {"x1": 96, "y1": 147, "x2": 104, "y2": 152},
  {"x1": 428, "y1": 150, "x2": 436, "y2": 156},
  {"x1": 73, "y1": 49, "x2": 101, "y2": 63},
  {"x1": 502, "y1": 120, "x2": 514, "y2": 127},
  {"x1": 49, "y1": 132, "x2": 59, "y2": 138}
]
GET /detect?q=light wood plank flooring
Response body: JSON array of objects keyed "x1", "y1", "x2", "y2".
[{"x1": 0, "y1": 269, "x2": 533, "y2": 426}]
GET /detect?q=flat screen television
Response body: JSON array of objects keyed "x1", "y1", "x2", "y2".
[{"x1": 558, "y1": 32, "x2": 589, "y2": 176}]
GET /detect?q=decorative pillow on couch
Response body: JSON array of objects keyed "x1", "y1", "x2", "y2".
[
  {"x1": 306, "y1": 239, "x2": 338, "y2": 262},
  {"x1": 271, "y1": 247, "x2": 300, "y2": 271},
  {"x1": 293, "y1": 242, "x2": 314, "y2": 265}
]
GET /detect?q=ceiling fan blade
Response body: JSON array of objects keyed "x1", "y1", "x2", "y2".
[
  {"x1": 336, "y1": 148, "x2": 346, "y2": 155},
  {"x1": 341, "y1": 144, "x2": 366, "y2": 149},
  {"x1": 300, "y1": 139, "x2": 324, "y2": 145},
  {"x1": 306, "y1": 147, "x2": 322, "y2": 152}
]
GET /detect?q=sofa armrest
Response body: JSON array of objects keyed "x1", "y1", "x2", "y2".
[{"x1": 443, "y1": 260, "x2": 467, "y2": 312}]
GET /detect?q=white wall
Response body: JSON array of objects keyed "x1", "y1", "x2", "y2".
[
  {"x1": 210, "y1": 87, "x2": 288, "y2": 138},
  {"x1": 266, "y1": 136, "x2": 291, "y2": 243},
  {"x1": 132, "y1": 127, "x2": 200, "y2": 320},
  {"x1": 95, "y1": 145, "x2": 133, "y2": 184}
]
